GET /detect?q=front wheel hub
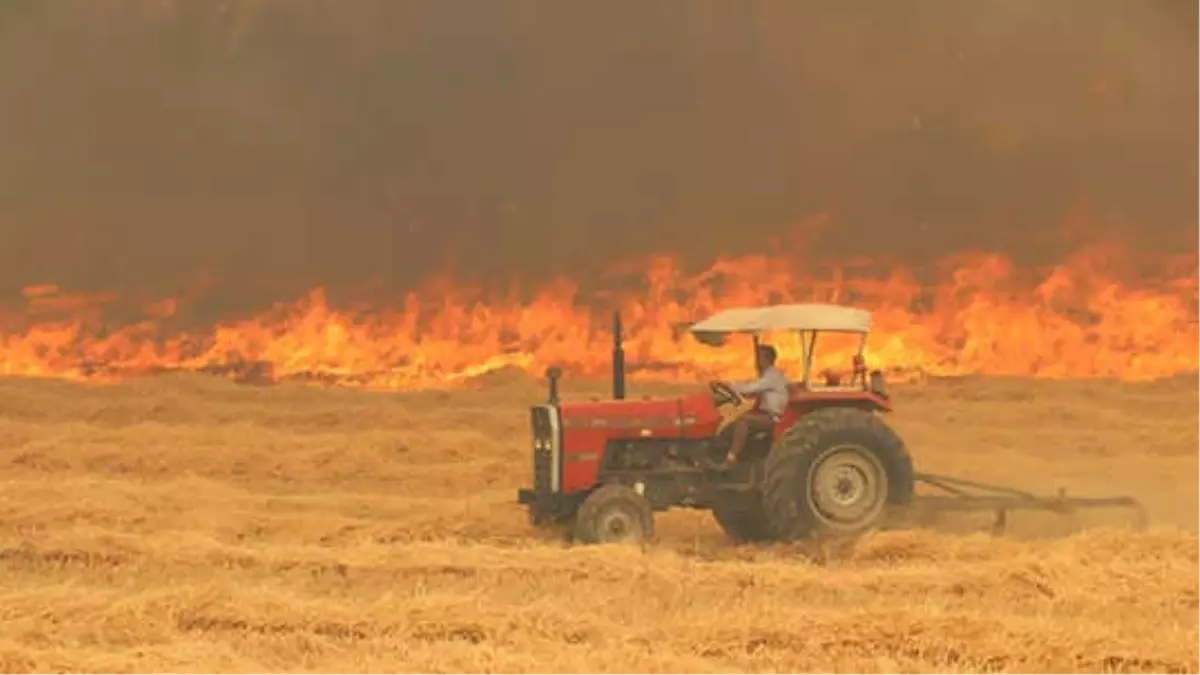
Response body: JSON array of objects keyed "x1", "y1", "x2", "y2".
[{"x1": 599, "y1": 512, "x2": 635, "y2": 541}]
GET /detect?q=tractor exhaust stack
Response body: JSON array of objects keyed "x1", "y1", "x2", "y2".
[
  {"x1": 612, "y1": 311, "x2": 626, "y2": 400},
  {"x1": 545, "y1": 366, "x2": 562, "y2": 405}
]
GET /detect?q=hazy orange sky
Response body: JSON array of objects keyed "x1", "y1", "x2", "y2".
[{"x1": 0, "y1": 0, "x2": 1194, "y2": 301}]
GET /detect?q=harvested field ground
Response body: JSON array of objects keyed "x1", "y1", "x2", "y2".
[{"x1": 0, "y1": 372, "x2": 1196, "y2": 673}]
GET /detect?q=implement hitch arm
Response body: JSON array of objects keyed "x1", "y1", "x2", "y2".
[{"x1": 910, "y1": 472, "x2": 1148, "y2": 534}]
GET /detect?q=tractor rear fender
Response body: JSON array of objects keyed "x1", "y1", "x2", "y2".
[{"x1": 776, "y1": 393, "x2": 891, "y2": 441}]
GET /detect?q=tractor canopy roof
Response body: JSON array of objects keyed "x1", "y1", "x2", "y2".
[{"x1": 689, "y1": 303, "x2": 872, "y2": 346}]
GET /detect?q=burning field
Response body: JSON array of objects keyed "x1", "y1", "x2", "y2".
[
  {"x1": 2, "y1": 228, "x2": 1200, "y2": 667},
  {"x1": 0, "y1": 204, "x2": 1195, "y2": 674},
  {"x1": 2, "y1": 225, "x2": 1197, "y2": 389},
  {"x1": 0, "y1": 364, "x2": 1196, "y2": 672},
  {"x1": 0, "y1": 232, "x2": 1197, "y2": 672}
]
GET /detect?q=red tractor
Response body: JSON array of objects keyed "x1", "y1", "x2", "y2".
[{"x1": 516, "y1": 303, "x2": 1145, "y2": 544}]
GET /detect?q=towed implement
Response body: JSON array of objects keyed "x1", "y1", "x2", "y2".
[{"x1": 516, "y1": 304, "x2": 1147, "y2": 544}]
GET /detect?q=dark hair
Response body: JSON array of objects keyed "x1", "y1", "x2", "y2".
[{"x1": 756, "y1": 344, "x2": 777, "y2": 365}]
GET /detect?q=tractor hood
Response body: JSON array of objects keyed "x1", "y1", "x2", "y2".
[
  {"x1": 558, "y1": 396, "x2": 682, "y2": 423},
  {"x1": 553, "y1": 392, "x2": 720, "y2": 437}
]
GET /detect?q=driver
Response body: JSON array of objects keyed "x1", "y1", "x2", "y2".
[{"x1": 722, "y1": 344, "x2": 788, "y2": 467}]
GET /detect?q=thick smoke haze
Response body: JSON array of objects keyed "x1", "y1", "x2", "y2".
[{"x1": 0, "y1": 0, "x2": 1195, "y2": 303}]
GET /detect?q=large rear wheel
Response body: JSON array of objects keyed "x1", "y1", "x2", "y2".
[{"x1": 761, "y1": 407, "x2": 914, "y2": 541}]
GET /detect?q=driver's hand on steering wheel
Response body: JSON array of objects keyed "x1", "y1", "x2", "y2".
[{"x1": 709, "y1": 380, "x2": 742, "y2": 406}]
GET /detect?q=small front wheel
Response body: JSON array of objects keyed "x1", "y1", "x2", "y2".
[{"x1": 573, "y1": 484, "x2": 654, "y2": 545}]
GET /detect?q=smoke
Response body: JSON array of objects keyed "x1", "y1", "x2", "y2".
[{"x1": 0, "y1": 0, "x2": 1194, "y2": 305}]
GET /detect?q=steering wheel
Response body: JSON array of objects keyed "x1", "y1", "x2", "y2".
[{"x1": 708, "y1": 380, "x2": 743, "y2": 408}]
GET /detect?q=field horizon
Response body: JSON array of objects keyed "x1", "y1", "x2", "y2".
[{"x1": 0, "y1": 371, "x2": 1195, "y2": 672}]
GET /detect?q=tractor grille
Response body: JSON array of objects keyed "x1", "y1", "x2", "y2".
[{"x1": 530, "y1": 406, "x2": 557, "y2": 493}]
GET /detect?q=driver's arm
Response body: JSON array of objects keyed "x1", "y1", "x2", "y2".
[{"x1": 732, "y1": 375, "x2": 768, "y2": 396}]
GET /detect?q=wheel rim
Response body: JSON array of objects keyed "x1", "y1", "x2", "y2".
[
  {"x1": 597, "y1": 509, "x2": 640, "y2": 542},
  {"x1": 806, "y1": 444, "x2": 888, "y2": 530}
]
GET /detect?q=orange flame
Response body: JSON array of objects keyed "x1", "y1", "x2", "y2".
[{"x1": 0, "y1": 234, "x2": 1195, "y2": 389}]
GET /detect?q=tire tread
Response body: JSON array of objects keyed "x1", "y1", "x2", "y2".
[{"x1": 760, "y1": 407, "x2": 914, "y2": 540}]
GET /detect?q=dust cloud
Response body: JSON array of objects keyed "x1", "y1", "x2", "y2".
[{"x1": 0, "y1": 0, "x2": 1194, "y2": 307}]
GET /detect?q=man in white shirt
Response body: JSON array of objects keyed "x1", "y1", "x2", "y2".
[{"x1": 723, "y1": 344, "x2": 789, "y2": 467}]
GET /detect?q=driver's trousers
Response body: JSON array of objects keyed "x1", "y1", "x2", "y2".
[{"x1": 728, "y1": 409, "x2": 776, "y2": 461}]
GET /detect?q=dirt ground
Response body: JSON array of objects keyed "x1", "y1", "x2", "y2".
[{"x1": 0, "y1": 371, "x2": 1195, "y2": 673}]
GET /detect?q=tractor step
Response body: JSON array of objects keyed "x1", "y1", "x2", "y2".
[{"x1": 705, "y1": 462, "x2": 761, "y2": 490}]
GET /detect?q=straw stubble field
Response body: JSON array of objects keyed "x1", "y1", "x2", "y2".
[{"x1": 0, "y1": 372, "x2": 1195, "y2": 673}]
